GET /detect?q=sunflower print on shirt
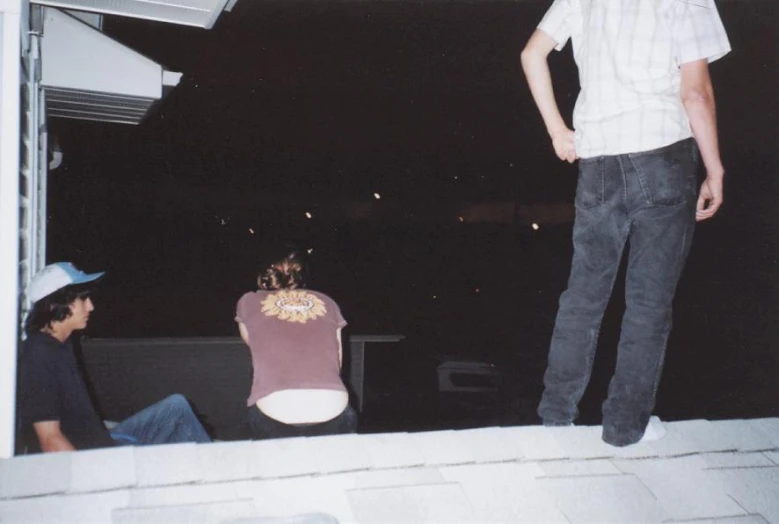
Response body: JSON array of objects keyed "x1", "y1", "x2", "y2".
[{"x1": 261, "y1": 290, "x2": 327, "y2": 324}]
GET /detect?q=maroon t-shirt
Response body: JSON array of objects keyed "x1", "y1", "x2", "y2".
[{"x1": 235, "y1": 289, "x2": 347, "y2": 406}]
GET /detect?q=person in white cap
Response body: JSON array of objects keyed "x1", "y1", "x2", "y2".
[{"x1": 17, "y1": 262, "x2": 211, "y2": 453}]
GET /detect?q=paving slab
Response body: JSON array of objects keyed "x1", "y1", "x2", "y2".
[
  {"x1": 439, "y1": 462, "x2": 567, "y2": 523},
  {"x1": 672, "y1": 516, "x2": 769, "y2": 524},
  {"x1": 748, "y1": 419, "x2": 779, "y2": 449},
  {"x1": 699, "y1": 452, "x2": 775, "y2": 469},
  {"x1": 254, "y1": 437, "x2": 320, "y2": 479},
  {"x1": 134, "y1": 443, "x2": 203, "y2": 487},
  {"x1": 706, "y1": 466, "x2": 779, "y2": 524},
  {"x1": 613, "y1": 455, "x2": 746, "y2": 521},
  {"x1": 608, "y1": 440, "x2": 664, "y2": 460},
  {"x1": 707, "y1": 420, "x2": 776, "y2": 452},
  {"x1": 539, "y1": 458, "x2": 622, "y2": 477},
  {"x1": 438, "y1": 461, "x2": 544, "y2": 484},
  {"x1": 113, "y1": 499, "x2": 258, "y2": 524},
  {"x1": 411, "y1": 430, "x2": 476, "y2": 466},
  {"x1": 349, "y1": 467, "x2": 445, "y2": 489},
  {"x1": 69, "y1": 446, "x2": 136, "y2": 494},
  {"x1": 0, "y1": 451, "x2": 71, "y2": 499},
  {"x1": 310, "y1": 434, "x2": 373, "y2": 474},
  {"x1": 537, "y1": 474, "x2": 670, "y2": 523},
  {"x1": 647, "y1": 421, "x2": 728, "y2": 457},
  {"x1": 359, "y1": 432, "x2": 425, "y2": 470},
  {"x1": 242, "y1": 477, "x2": 357, "y2": 523},
  {"x1": 198, "y1": 441, "x2": 263, "y2": 483},
  {"x1": 129, "y1": 481, "x2": 250, "y2": 508},
  {"x1": 347, "y1": 482, "x2": 474, "y2": 523},
  {"x1": 663, "y1": 419, "x2": 743, "y2": 454},
  {"x1": 546, "y1": 425, "x2": 617, "y2": 459},
  {"x1": 0, "y1": 489, "x2": 129, "y2": 523},
  {"x1": 504, "y1": 426, "x2": 569, "y2": 461},
  {"x1": 764, "y1": 451, "x2": 779, "y2": 466},
  {"x1": 222, "y1": 514, "x2": 339, "y2": 524},
  {"x1": 454, "y1": 426, "x2": 524, "y2": 463}
]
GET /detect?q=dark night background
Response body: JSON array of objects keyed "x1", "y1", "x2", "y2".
[{"x1": 47, "y1": 1, "x2": 777, "y2": 431}]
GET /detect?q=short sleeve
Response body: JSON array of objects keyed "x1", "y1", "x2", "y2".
[
  {"x1": 19, "y1": 349, "x2": 61, "y2": 425},
  {"x1": 537, "y1": 0, "x2": 572, "y2": 51},
  {"x1": 235, "y1": 292, "x2": 254, "y2": 324},
  {"x1": 332, "y1": 301, "x2": 347, "y2": 329},
  {"x1": 674, "y1": 0, "x2": 731, "y2": 65}
]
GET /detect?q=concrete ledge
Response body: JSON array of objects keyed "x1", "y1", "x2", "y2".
[
  {"x1": 135, "y1": 443, "x2": 203, "y2": 487},
  {"x1": 0, "y1": 451, "x2": 71, "y2": 499},
  {"x1": 69, "y1": 447, "x2": 136, "y2": 494},
  {"x1": 1, "y1": 418, "x2": 777, "y2": 524}
]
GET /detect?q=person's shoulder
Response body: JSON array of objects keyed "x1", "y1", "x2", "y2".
[
  {"x1": 237, "y1": 290, "x2": 264, "y2": 305},
  {"x1": 22, "y1": 332, "x2": 61, "y2": 356},
  {"x1": 306, "y1": 289, "x2": 339, "y2": 305},
  {"x1": 307, "y1": 290, "x2": 345, "y2": 321},
  {"x1": 20, "y1": 333, "x2": 64, "y2": 374}
]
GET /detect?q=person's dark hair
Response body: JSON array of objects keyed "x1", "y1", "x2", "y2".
[
  {"x1": 24, "y1": 283, "x2": 94, "y2": 335},
  {"x1": 257, "y1": 250, "x2": 309, "y2": 291}
]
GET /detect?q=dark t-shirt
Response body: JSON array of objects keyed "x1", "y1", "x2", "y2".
[{"x1": 18, "y1": 332, "x2": 115, "y2": 452}]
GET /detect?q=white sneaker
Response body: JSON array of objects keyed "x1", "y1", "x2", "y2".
[{"x1": 638, "y1": 416, "x2": 666, "y2": 443}]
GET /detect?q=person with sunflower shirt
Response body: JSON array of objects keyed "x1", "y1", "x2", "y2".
[{"x1": 235, "y1": 249, "x2": 357, "y2": 439}]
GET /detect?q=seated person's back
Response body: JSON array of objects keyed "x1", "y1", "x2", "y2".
[{"x1": 236, "y1": 250, "x2": 356, "y2": 438}]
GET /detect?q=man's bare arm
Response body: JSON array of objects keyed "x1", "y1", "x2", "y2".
[
  {"x1": 521, "y1": 29, "x2": 577, "y2": 163},
  {"x1": 680, "y1": 59, "x2": 725, "y2": 221},
  {"x1": 33, "y1": 421, "x2": 76, "y2": 452}
]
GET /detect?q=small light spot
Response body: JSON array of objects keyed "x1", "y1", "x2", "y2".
[
  {"x1": 307, "y1": 248, "x2": 314, "y2": 254},
  {"x1": 248, "y1": 228, "x2": 255, "y2": 234},
  {"x1": 305, "y1": 212, "x2": 313, "y2": 219},
  {"x1": 374, "y1": 192, "x2": 381, "y2": 200},
  {"x1": 474, "y1": 287, "x2": 480, "y2": 293},
  {"x1": 458, "y1": 216, "x2": 464, "y2": 223},
  {"x1": 432, "y1": 295, "x2": 437, "y2": 299},
  {"x1": 532, "y1": 223, "x2": 540, "y2": 231}
]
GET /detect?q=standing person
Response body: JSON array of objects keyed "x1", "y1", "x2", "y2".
[
  {"x1": 235, "y1": 249, "x2": 357, "y2": 439},
  {"x1": 521, "y1": 1, "x2": 730, "y2": 446},
  {"x1": 18, "y1": 262, "x2": 211, "y2": 453}
]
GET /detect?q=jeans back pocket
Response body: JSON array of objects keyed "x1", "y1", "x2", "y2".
[
  {"x1": 628, "y1": 140, "x2": 698, "y2": 207},
  {"x1": 575, "y1": 157, "x2": 605, "y2": 210}
]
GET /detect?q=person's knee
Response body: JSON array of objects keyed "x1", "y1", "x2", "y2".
[{"x1": 163, "y1": 393, "x2": 191, "y2": 411}]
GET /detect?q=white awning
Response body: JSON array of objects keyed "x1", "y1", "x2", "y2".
[
  {"x1": 41, "y1": 8, "x2": 181, "y2": 125},
  {"x1": 31, "y1": 0, "x2": 234, "y2": 29}
]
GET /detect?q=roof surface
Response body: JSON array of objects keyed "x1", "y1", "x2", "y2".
[{"x1": 1, "y1": 417, "x2": 778, "y2": 523}]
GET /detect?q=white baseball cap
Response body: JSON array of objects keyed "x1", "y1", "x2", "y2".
[{"x1": 26, "y1": 262, "x2": 105, "y2": 304}]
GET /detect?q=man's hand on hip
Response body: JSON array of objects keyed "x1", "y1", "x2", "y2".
[{"x1": 551, "y1": 128, "x2": 577, "y2": 163}]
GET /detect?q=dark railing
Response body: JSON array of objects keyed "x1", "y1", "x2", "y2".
[{"x1": 79, "y1": 335, "x2": 404, "y2": 440}]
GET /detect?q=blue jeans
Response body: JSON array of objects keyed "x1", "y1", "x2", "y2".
[
  {"x1": 538, "y1": 138, "x2": 699, "y2": 446},
  {"x1": 110, "y1": 394, "x2": 211, "y2": 445},
  {"x1": 247, "y1": 404, "x2": 358, "y2": 440}
]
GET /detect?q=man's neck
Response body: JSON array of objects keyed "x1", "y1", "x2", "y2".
[{"x1": 42, "y1": 324, "x2": 73, "y2": 343}]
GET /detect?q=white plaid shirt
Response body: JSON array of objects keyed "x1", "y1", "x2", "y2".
[{"x1": 538, "y1": 0, "x2": 731, "y2": 158}]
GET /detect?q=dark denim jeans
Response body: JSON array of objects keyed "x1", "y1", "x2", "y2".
[
  {"x1": 110, "y1": 394, "x2": 211, "y2": 445},
  {"x1": 247, "y1": 404, "x2": 358, "y2": 440},
  {"x1": 537, "y1": 138, "x2": 699, "y2": 446}
]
